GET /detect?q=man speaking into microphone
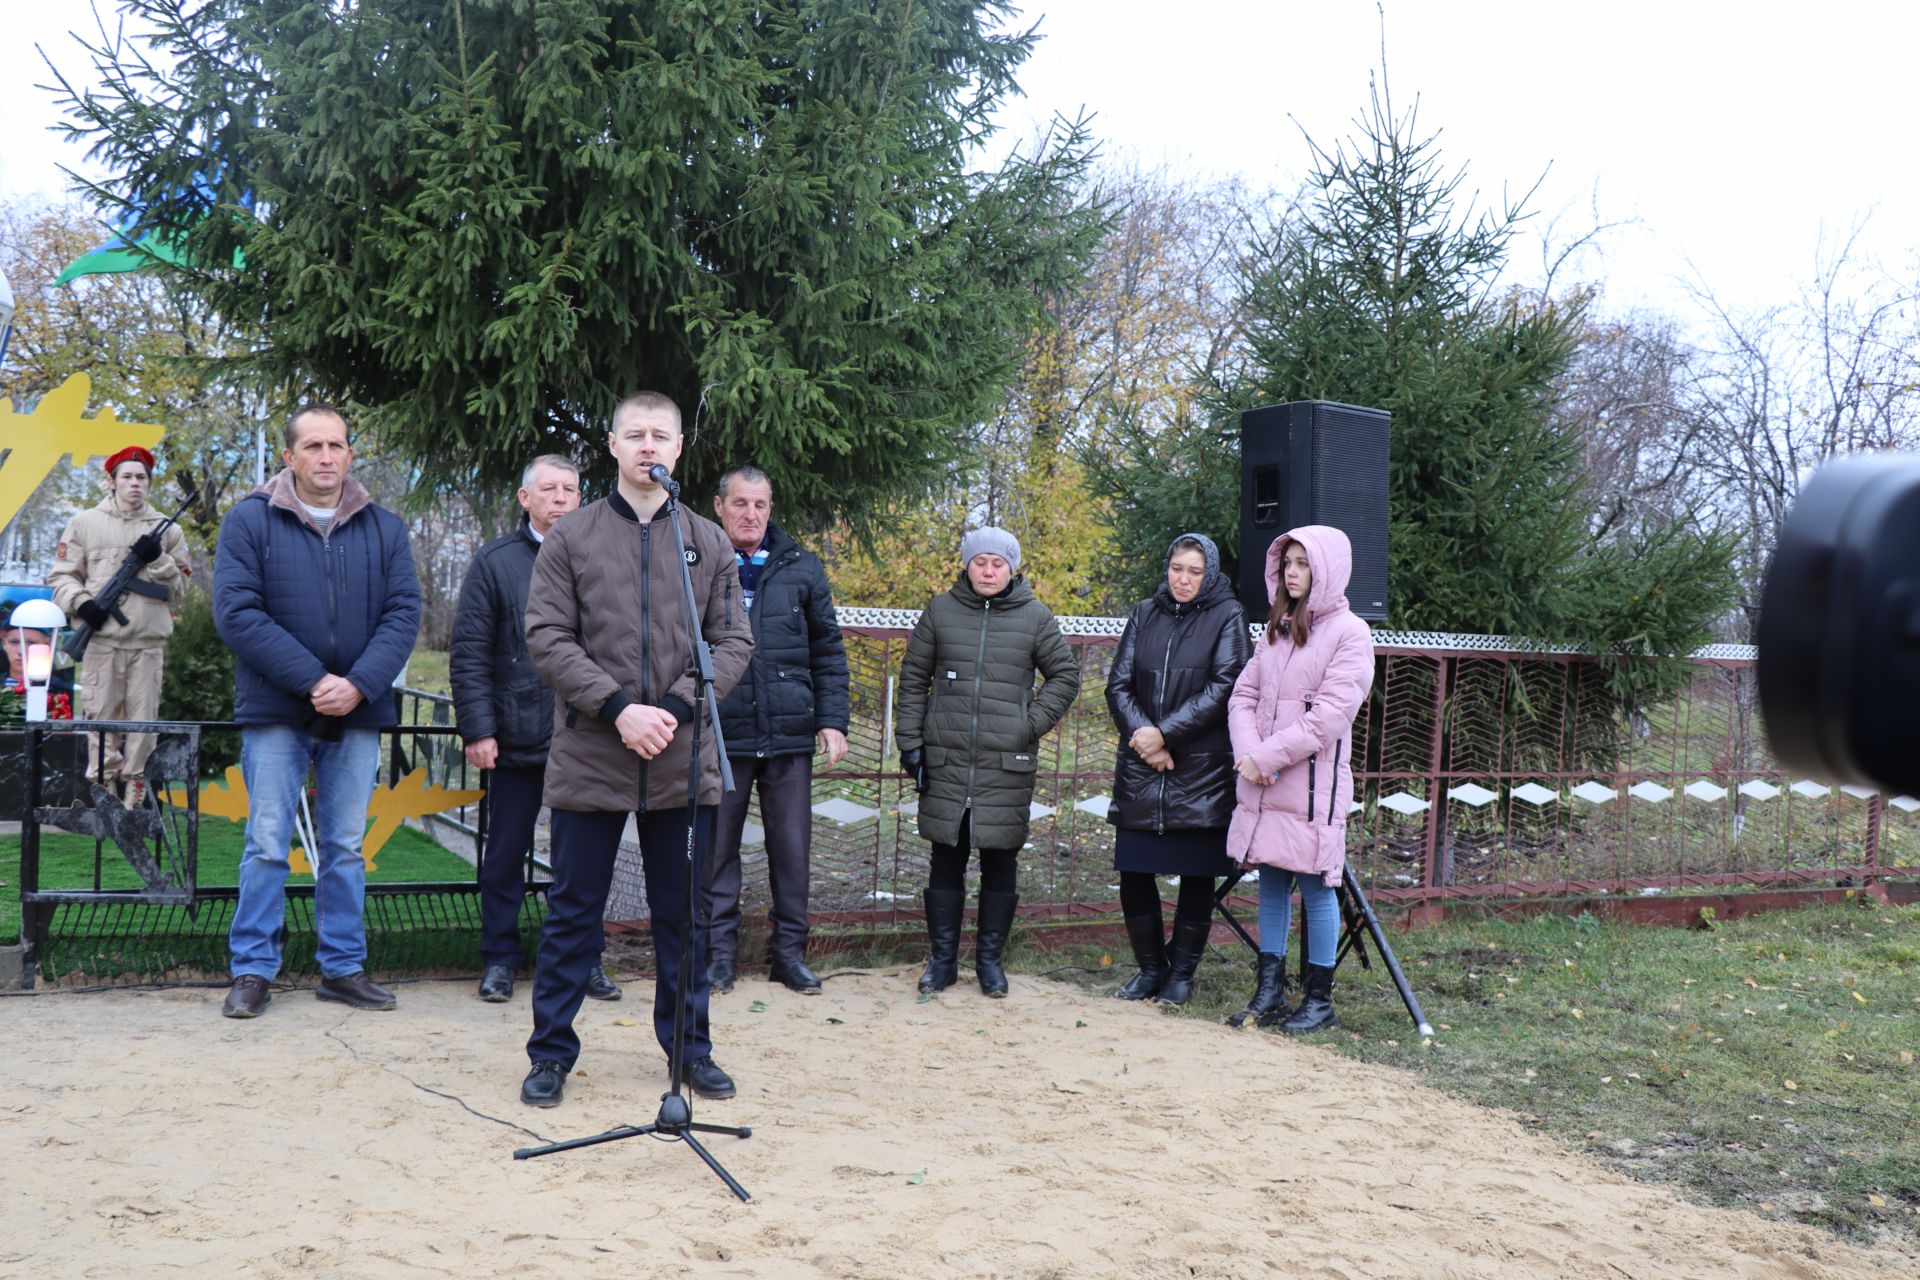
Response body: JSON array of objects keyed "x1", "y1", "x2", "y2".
[{"x1": 519, "y1": 390, "x2": 754, "y2": 1108}]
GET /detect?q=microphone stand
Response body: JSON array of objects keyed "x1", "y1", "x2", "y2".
[{"x1": 514, "y1": 468, "x2": 752, "y2": 1199}]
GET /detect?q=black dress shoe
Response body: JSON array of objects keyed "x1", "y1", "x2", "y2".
[
  {"x1": 585, "y1": 963, "x2": 623, "y2": 1001},
  {"x1": 769, "y1": 957, "x2": 822, "y2": 994},
  {"x1": 221, "y1": 975, "x2": 272, "y2": 1019},
  {"x1": 521, "y1": 1061, "x2": 567, "y2": 1108},
  {"x1": 684, "y1": 1055, "x2": 736, "y2": 1100},
  {"x1": 708, "y1": 955, "x2": 736, "y2": 994},
  {"x1": 315, "y1": 971, "x2": 397, "y2": 1010},
  {"x1": 478, "y1": 964, "x2": 515, "y2": 1002}
]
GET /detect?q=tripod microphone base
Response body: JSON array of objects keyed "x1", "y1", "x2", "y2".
[{"x1": 513, "y1": 1097, "x2": 754, "y2": 1200}]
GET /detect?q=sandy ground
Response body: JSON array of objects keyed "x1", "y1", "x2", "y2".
[{"x1": 2, "y1": 969, "x2": 1911, "y2": 1280}]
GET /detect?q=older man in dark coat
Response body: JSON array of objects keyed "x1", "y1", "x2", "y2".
[
  {"x1": 451, "y1": 453, "x2": 621, "y2": 1004},
  {"x1": 703, "y1": 464, "x2": 850, "y2": 997}
]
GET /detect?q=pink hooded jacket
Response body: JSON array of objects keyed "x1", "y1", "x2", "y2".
[{"x1": 1225, "y1": 526, "x2": 1376, "y2": 886}]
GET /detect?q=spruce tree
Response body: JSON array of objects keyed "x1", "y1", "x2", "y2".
[
  {"x1": 57, "y1": 0, "x2": 1102, "y2": 518},
  {"x1": 1091, "y1": 80, "x2": 1735, "y2": 698}
]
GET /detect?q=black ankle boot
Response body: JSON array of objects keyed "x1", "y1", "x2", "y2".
[
  {"x1": 1226, "y1": 952, "x2": 1291, "y2": 1028},
  {"x1": 1155, "y1": 916, "x2": 1213, "y2": 1007},
  {"x1": 1115, "y1": 914, "x2": 1168, "y2": 1001},
  {"x1": 1280, "y1": 962, "x2": 1336, "y2": 1034},
  {"x1": 973, "y1": 890, "x2": 1019, "y2": 998},
  {"x1": 917, "y1": 888, "x2": 965, "y2": 993}
]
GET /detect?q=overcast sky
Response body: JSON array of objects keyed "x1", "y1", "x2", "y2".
[
  {"x1": 6, "y1": 1, "x2": 1916, "y2": 318},
  {"x1": 995, "y1": 1, "x2": 1920, "y2": 316}
]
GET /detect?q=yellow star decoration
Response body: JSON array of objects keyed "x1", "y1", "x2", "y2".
[
  {"x1": 0, "y1": 372, "x2": 166, "y2": 532},
  {"x1": 169, "y1": 765, "x2": 483, "y2": 873}
]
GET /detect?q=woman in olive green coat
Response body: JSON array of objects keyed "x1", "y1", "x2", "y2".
[{"x1": 895, "y1": 528, "x2": 1081, "y2": 997}]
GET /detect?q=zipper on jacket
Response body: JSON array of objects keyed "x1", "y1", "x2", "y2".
[
  {"x1": 323, "y1": 530, "x2": 339, "y2": 680},
  {"x1": 733, "y1": 545, "x2": 794, "y2": 756},
  {"x1": 963, "y1": 598, "x2": 991, "y2": 813},
  {"x1": 1302, "y1": 698, "x2": 1315, "y2": 823},
  {"x1": 1327, "y1": 739, "x2": 1343, "y2": 826},
  {"x1": 1154, "y1": 625, "x2": 1176, "y2": 835},
  {"x1": 637, "y1": 519, "x2": 652, "y2": 813}
]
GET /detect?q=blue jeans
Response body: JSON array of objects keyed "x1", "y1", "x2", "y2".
[
  {"x1": 228, "y1": 725, "x2": 382, "y2": 980},
  {"x1": 1256, "y1": 868, "x2": 1339, "y2": 967}
]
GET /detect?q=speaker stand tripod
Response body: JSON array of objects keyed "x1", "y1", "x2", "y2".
[{"x1": 1213, "y1": 861, "x2": 1433, "y2": 1036}]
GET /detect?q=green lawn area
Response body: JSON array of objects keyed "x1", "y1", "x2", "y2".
[
  {"x1": 2, "y1": 816, "x2": 474, "y2": 946},
  {"x1": 403, "y1": 647, "x2": 451, "y2": 696},
  {"x1": 1031, "y1": 899, "x2": 1920, "y2": 1249}
]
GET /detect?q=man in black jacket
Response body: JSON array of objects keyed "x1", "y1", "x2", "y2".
[
  {"x1": 704, "y1": 465, "x2": 851, "y2": 995},
  {"x1": 450, "y1": 455, "x2": 619, "y2": 1003}
]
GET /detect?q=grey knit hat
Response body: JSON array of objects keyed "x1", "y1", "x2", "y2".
[{"x1": 959, "y1": 526, "x2": 1022, "y2": 575}]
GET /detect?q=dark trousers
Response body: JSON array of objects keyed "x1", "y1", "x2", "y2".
[
  {"x1": 705, "y1": 752, "x2": 813, "y2": 967},
  {"x1": 478, "y1": 764, "x2": 549, "y2": 967},
  {"x1": 928, "y1": 812, "x2": 1019, "y2": 894},
  {"x1": 527, "y1": 806, "x2": 715, "y2": 1070},
  {"x1": 1119, "y1": 869, "x2": 1217, "y2": 927}
]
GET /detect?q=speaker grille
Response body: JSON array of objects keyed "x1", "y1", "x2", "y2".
[
  {"x1": 1311, "y1": 404, "x2": 1390, "y2": 620},
  {"x1": 1238, "y1": 400, "x2": 1391, "y2": 624}
]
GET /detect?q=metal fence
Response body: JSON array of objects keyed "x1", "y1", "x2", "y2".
[
  {"x1": 22, "y1": 619, "x2": 1904, "y2": 984},
  {"x1": 10, "y1": 716, "x2": 533, "y2": 986},
  {"x1": 670, "y1": 611, "x2": 1919, "y2": 930}
]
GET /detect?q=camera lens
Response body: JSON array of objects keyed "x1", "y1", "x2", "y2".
[{"x1": 1757, "y1": 455, "x2": 1920, "y2": 795}]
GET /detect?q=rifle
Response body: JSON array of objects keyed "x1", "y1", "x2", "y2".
[{"x1": 62, "y1": 484, "x2": 199, "y2": 661}]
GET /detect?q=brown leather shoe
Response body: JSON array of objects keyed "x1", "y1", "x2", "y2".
[
  {"x1": 222, "y1": 975, "x2": 272, "y2": 1019},
  {"x1": 316, "y1": 971, "x2": 397, "y2": 1010}
]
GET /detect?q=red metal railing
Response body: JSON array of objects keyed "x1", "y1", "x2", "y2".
[{"x1": 605, "y1": 614, "x2": 1917, "y2": 924}]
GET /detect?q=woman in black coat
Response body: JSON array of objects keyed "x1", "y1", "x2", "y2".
[{"x1": 1105, "y1": 533, "x2": 1249, "y2": 1006}]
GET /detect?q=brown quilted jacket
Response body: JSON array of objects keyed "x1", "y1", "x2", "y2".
[{"x1": 525, "y1": 492, "x2": 753, "y2": 812}]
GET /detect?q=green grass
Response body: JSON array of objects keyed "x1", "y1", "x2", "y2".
[
  {"x1": 1022, "y1": 900, "x2": 1920, "y2": 1249},
  {"x1": 403, "y1": 647, "x2": 451, "y2": 696},
  {"x1": 2, "y1": 816, "x2": 474, "y2": 946}
]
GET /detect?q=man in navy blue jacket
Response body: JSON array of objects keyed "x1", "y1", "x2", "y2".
[{"x1": 213, "y1": 405, "x2": 421, "y2": 1019}]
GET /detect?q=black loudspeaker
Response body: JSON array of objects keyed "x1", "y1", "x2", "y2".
[{"x1": 1239, "y1": 400, "x2": 1391, "y2": 624}]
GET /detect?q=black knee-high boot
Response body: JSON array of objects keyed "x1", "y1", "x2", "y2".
[
  {"x1": 1115, "y1": 914, "x2": 1168, "y2": 1000},
  {"x1": 918, "y1": 889, "x2": 965, "y2": 993},
  {"x1": 1155, "y1": 916, "x2": 1212, "y2": 1007},
  {"x1": 973, "y1": 890, "x2": 1018, "y2": 998}
]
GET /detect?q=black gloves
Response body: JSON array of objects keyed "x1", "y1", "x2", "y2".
[
  {"x1": 75, "y1": 599, "x2": 111, "y2": 630},
  {"x1": 900, "y1": 747, "x2": 929, "y2": 794},
  {"x1": 130, "y1": 531, "x2": 164, "y2": 564}
]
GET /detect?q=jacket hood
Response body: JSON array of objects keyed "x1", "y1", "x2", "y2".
[
  {"x1": 1152, "y1": 564, "x2": 1238, "y2": 617},
  {"x1": 1165, "y1": 530, "x2": 1221, "y2": 579},
  {"x1": 1265, "y1": 524, "x2": 1352, "y2": 622},
  {"x1": 259, "y1": 468, "x2": 374, "y2": 533},
  {"x1": 950, "y1": 570, "x2": 1036, "y2": 610}
]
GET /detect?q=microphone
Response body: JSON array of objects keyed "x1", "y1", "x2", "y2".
[{"x1": 647, "y1": 462, "x2": 681, "y2": 497}]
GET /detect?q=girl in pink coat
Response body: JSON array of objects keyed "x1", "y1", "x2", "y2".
[{"x1": 1226, "y1": 525, "x2": 1375, "y2": 1033}]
